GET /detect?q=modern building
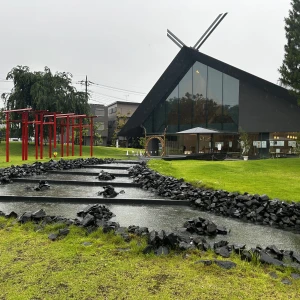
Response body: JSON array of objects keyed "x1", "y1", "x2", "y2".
[
  {"x1": 119, "y1": 46, "x2": 300, "y2": 157},
  {"x1": 84, "y1": 104, "x2": 108, "y2": 146},
  {"x1": 107, "y1": 101, "x2": 140, "y2": 146}
]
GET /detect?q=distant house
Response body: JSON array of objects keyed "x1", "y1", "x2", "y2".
[
  {"x1": 84, "y1": 104, "x2": 108, "y2": 146},
  {"x1": 107, "y1": 101, "x2": 139, "y2": 146}
]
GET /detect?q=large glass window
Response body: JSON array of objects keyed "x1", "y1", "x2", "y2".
[
  {"x1": 223, "y1": 74, "x2": 239, "y2": 131},
  {"x1": 148, "y1": 61, "x2": 239, "y2": 135},
  {"x1": 193, "y1": 62, "x2": 207, "y2": 127},
  {"x1": 179, "y1": 67, "x2": 193, "y2": 130},
  {"x1": 166, "y1": 86, "x2": 179, "y2": 133},
  {"x1": 207, "y1": 67, "x2": 223, "y2": 130}
]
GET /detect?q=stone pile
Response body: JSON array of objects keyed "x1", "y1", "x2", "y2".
[
  {"x1": 97, "y1": 170, "x2": 116, "y2": 181},
  {"x1": 97, "y1": 185, "x2": 125, "y2": 198},
  {"x1": 139, "y1": 227, "x2": 300, "y2": 271},
  {"x1": 1, "y1": 205, "x2": 300, "y2": 271},
  {"x1": 183, "y1": 217, "x2": 228, "y2": 235},
  {"x1": 128, "y1": 164, "x2": 300, "y2": 232},
  {"x1": 34, "y1": 180, "x2": 50, "y2": 191},
  {"x1": 0, "y1": 157, "x2": 115, "y2": 184}
]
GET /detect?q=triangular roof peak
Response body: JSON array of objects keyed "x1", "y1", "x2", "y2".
[{"x1": 119, "y1": 46, "x2": 294, "y2": 137}]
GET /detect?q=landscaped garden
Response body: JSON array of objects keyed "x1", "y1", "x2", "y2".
[
  {"x1": 0, "y1": 143, "x2": 300, "y2": 299},
  {"x1": 148, "y1": 158, "x2": 300, "y2": 202}
]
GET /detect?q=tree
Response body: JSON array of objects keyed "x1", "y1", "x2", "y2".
[
  {"x1": 279, "y1": 0, "x2": 300, "y2": 104},
  {"x1": 1, "y1": 65, "x2": 90, "y2": 139},
  {"x1": 93, "y1": 121, "x2": 103, "y2": 145},
  {"x1": 112, "y1": 111, "x2": 131, "y2": 146},
  {"x1": 2, "y1": 65, "x2": 90, "y2": 114},
  {"x1": 0, "y1": 108, "x2": 5, "y2": 142}
]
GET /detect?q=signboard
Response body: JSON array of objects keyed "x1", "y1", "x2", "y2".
[
  {"x1": 288, "y1": 141, "x2": 297, "y2": 147},
  {"x1": 270, "y1": 141, "x2": 284, "y2": 147}
]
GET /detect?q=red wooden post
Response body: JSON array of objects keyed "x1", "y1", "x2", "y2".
[
  {"x1": 79, "y1": 117, "x2": 82, "y2": 156},
  {"x1": 25, "y1": 111, "x2": 29, "y2": 160},
  {"x1": 49, "y1": 118, "x2": 52, "y2": 158},
  {"x1": 40, "y1": 112, "x2": 44, "y2": 159},
  {"x1": 35, "y1": 114, "x2": 39, "y2": 160},
  {"x1": 72, "y1": 118, "x2": 75, "y2": 156},
  {"x1": 66, "y1": 115, "x2": 70, "y2": 156},
  {"x1": 61, "y1": 119, "x2": 64, "y2": 157},
  {"x1": 90, "y1": 117, "x2": 93, "y2": 157},
  {"x1": 53, "y1": 113, "x2": 57, "y2": 150},
  {"x1": 21, "y1": 112, "x2": 25, "y2": 161}
]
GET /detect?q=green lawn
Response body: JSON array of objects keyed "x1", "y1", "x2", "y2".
[
  {"x1": 0, "y1": 142, "x2": 140, "y2": 168},
  {"x1": 0, "y1": 219, "x2": 299, "y2": 300},
  {"x1": 148, "y1": 158, "x2": 300, "y2": 202}
]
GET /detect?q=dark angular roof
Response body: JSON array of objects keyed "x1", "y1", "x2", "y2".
[{"x1": 119, "y1": 46, "x2": 294, "y2": 137}]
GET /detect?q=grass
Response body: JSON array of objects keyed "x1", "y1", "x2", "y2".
[
  {"x1": 148, "y1": 158, "x2": 300, "y2": 202},
  {"x1": 0, "y1": 218, "x2": 299, "y2": 300},
  {"x1": 0, "y1": 141, "x2": 141, "y2": 168},
  {"x1": 0, "y1": 144, "x2": 300, "y2": 298}
]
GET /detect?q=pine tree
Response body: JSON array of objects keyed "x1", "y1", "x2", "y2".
[{"x1": 279, "y1": 0, "x2": 300, "y2": 104}]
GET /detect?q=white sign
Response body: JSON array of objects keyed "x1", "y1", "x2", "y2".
[
  {"x1": 270, "y1": 141, "x2": 284, "y2": 147},
  {"x1": 288, "y1": 141, "x2": 297, "y2": 147}
]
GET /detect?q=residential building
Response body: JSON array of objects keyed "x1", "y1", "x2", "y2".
[
  {"x1": 107, "y1": 101, "x2": 139, "y2": 146},
  {"x1": 84, "y1": 104, "x2": 108, "y2": 146}
]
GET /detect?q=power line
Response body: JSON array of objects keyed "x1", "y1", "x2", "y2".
[
  {"x1": 89, "y1": 90, "x2": 133, "y2": 102},
  {"x1": 77, "y1": 80, "x2": 147, "y2": 95},
  {"x1": 89, "y1": 99, "x2": 107, "y2": 105}
]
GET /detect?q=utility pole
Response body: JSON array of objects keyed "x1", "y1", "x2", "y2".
[
  {"x1": 78, "y1": 76, "x2": 92, "y2": 102},
  {"x1": 85, "y1": 75, "x2": 88, "y2": 101}
]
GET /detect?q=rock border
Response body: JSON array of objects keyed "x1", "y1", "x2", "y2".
[
  {"x1": 128, "y1": 163, "x2": 300, "y2": 233},
  {"x1": 1, "y1": 204, "x2": 300, "y2": 272}
]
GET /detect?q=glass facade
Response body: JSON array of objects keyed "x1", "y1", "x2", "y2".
[{"x1": 143, "y1": 61, "x2": 239, "y2": 134}]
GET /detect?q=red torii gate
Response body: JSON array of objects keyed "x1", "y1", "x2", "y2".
[
  {"x1": 44, "y1": 113, "x2": 96, "y2": 158},
  {"x1": 3, "y1": 108, "x2": 96, "y2": 162}
]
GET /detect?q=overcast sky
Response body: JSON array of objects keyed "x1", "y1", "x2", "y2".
[{"x1": 0, "y1": 0, "x2": 291, "y2": 108}]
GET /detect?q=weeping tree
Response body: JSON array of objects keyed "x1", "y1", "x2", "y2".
[
  {"x1": 1, "y1": 65, "x2": 90, "y2": 139},
  {"x1": 279, "y1": 0, "x2": 300, "y2": 104}
]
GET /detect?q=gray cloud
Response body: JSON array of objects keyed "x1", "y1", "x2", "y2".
[{"x1": 0, "y1": 0, "x2": 290, "y2": 107}]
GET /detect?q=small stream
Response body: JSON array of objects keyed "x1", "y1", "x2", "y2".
[{"x1": 1, "y1": 162, "x2": 300, "y2": 253}]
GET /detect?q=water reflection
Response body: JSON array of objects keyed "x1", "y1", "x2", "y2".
[
  {"x1": 31, "y1": 173, "x2": 133, "y2": 183},
  {"x1": 0, "y1": 183, "x2": 158, "y2": 198},
  {"x1": 0, "y1": 202, "x2": 299, "y2": 253}
]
